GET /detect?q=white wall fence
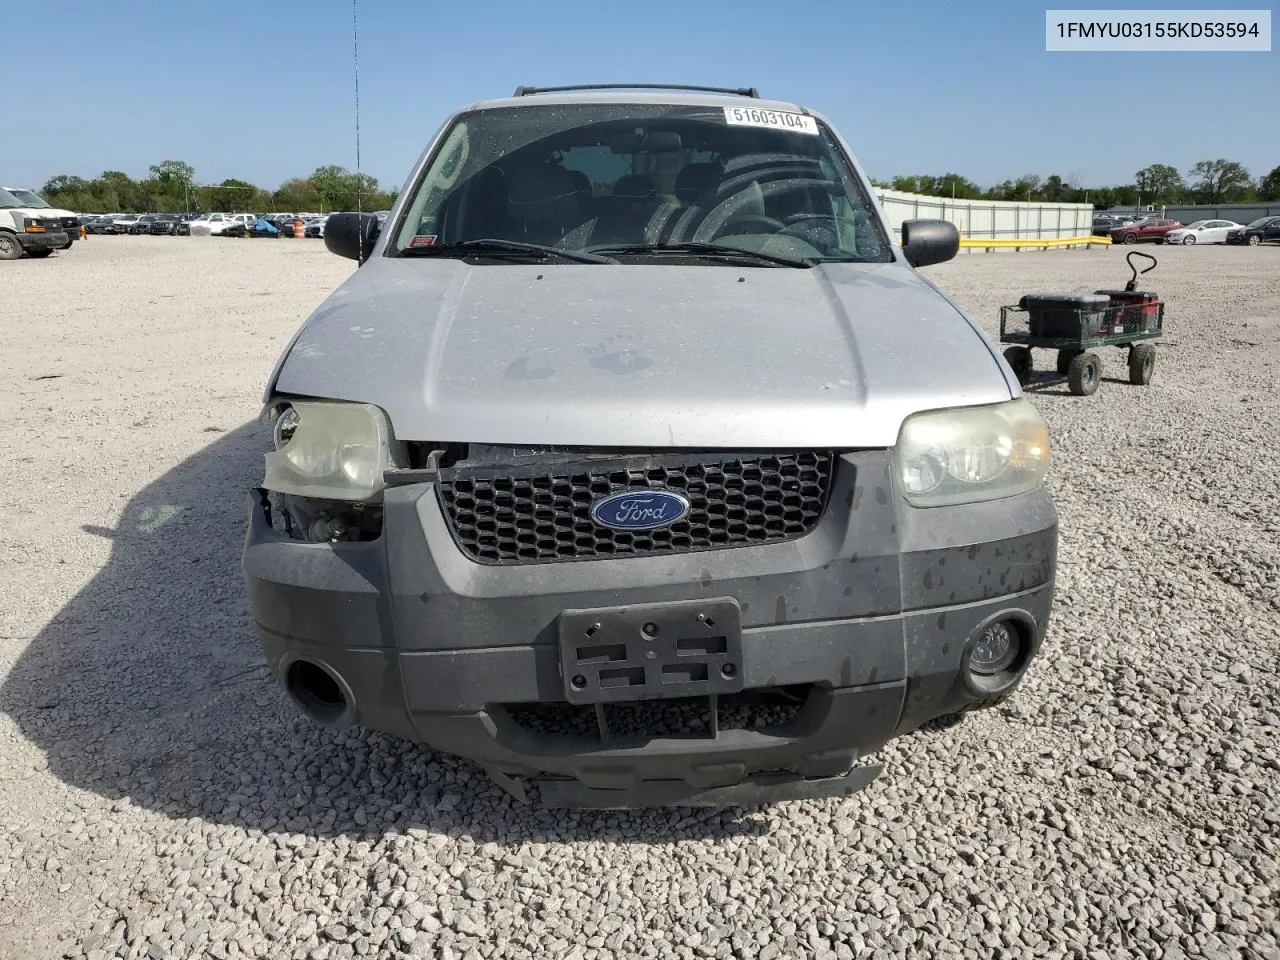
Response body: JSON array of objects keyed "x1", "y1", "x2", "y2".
[{"x1": 874, "y1": 189, "x2": 1095, "y2": 247}]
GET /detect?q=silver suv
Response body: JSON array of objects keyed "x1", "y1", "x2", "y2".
[{"x1": 244, "y1": 84, "x2": 1058, "y2": 808}]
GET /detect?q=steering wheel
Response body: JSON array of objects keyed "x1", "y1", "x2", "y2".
[{"x1": 713, "y1": 214, "x2": 786, "y2": 237}]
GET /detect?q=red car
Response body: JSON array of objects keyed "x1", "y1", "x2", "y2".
[{"x1": 1109, "y1": 217, "x2": 1183, "y2": 245}]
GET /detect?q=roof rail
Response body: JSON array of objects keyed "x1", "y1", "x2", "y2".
[{"x1": 512, "y1": 83, "x2": 760, "y2": 98}]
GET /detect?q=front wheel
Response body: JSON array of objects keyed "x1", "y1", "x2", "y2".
[
  {"x1": 1182, "y1": 235, "x2": 1195, "y2": 245},
  {"x1": 1249, "y1": 234, "x2": 1262, "y2": 246},
  {"x1": 1003, "y1": 346, "x2": 1033, "y2": 385},
  {"x1": 1128, "y1": 343, "x2": 1155, "y2": 385},
  {"x1": 1067, "y1": 351, "x2": 1102, "y2": 396},
  {"x1": 0, "y1": 232, "x2": 22, "y2": 260},
  {"x1": 1122, "y1": 233, "x2": 1138, "y2": 244}
]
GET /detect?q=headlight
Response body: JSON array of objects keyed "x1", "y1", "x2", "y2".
[
  {"x1": 894, "y1": 398, "x2": 1049, "y2": 507},
  {"x1": 262, "y1": 401, "x2": 393, "y2": 502}
]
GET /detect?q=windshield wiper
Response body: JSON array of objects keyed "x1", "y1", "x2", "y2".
[
  {"x1": 399, "y1": 238, "x2": 616, "y2": 264},
  {"x1": 591, "y1": 242, "x2": 812, "y2": 268}
]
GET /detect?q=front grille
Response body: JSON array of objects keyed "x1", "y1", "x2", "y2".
[{"x1": 436, "y1": 450, "x2": 834, "y2": 565}]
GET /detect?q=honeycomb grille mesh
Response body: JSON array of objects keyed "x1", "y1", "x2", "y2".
[{"x1": 436, "y1": 452, "x2": 834, "y2": 564}]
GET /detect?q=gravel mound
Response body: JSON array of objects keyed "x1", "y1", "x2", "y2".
[{"x1": 1, "y1": 238, "x2": 1277, "y2": 959}]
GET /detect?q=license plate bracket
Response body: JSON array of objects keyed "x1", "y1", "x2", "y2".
[{"x1": 558, "y1": 599, "x2": 744, "y2": 705}]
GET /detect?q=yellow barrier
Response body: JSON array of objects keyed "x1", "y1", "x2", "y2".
[{"x1": 958, "y1": 235, "x2": 1112, "y2": 250}]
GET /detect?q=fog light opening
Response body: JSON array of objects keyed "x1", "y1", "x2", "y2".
[
  {"x1": 969, "y1": 620, "x2": 1019, "y2": 676},
  {"x1": 285, "y1": 659, "x2": 354, "y2": 728},
  {"x1": 962, "y1": 615, "x2": 1031, "y2": 696}
]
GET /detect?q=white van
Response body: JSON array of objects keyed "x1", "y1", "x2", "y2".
[
  {"x1": 0, "y1": 187, "x2": 71, "y2": 260},
  {"x1": 1, "y1": 186, "x2": 79, "y2": 252}
]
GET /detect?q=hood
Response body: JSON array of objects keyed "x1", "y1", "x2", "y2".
[
  {"x1": 271, "y1": 259, "x2": 1013, "y2": 449},
  {"x1": 3, "y1": 207, "x2": 62, "y2": 219}
]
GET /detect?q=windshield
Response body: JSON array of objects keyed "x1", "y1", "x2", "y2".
[
  {"x1": 1246, "y1": 217, "x2": 1273, "y2": 228},
  {"x1": 4, "y1": 188, "x2": 51, "y2": 208},
  {"x1": 391, "y1": 103, "x2": 891, "y2": 264}
]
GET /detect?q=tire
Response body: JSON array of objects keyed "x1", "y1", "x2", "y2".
[
  {"x1": 1122, "y1": 233, "x2": 1138, "y2": 244},
  {"x1": 1003, "y1": 346, "x2": 1033, "y2": 385},
  {"x1": 1182, "y1": 235, "x2": 1195, "y2": 245},
  {"x1": 0, "y1": 232, "x2": 21, "y2": 260},
  {"x1": 1128, "y1": 343, "x2": 1155, "y2": 385},
  {"x1": 27, "y1": 249, "x2": 53, "y2": 258},
  {"x1": 1056, "y1": 348, "x2": 1082, "y2": 375},
  {"x1": 1067, "y1": 350, "x2": 1102, "y2": 396},
  {"x1": 1249, "y1": 234, "x2": 1261, "y2": 246}
]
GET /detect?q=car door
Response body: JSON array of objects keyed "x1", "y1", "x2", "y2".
[
  {"x1": 1203, "y1": 220, "x2": 1228, "y2": 243},
  {"x1": 1266, "y1": 218, "x2": 1280, "y2": 241}
]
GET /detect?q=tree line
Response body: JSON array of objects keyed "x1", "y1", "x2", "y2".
[
  {"x1": 871, "y1": 160, "x2": 1280, "y2": 209},
  {"x1": 39, "y1": 157, "x2": 1280, "y2": 215},
  {"x1": 39, "y1": 160, "x2": 398, "y2": 214}
]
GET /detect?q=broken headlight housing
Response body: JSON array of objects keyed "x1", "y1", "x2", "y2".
[
  {"x1": 264, "y1": 400, "x2": 393, "y2": 502},
  {"x1": 261, "y1": 401, "x2": 398, "y2": 543},
  {"x1": 894, "y1": 398, "x2": 1050, "y2": 507}
]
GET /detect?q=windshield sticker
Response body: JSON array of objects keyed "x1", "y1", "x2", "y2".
[
  {"x1": 723, "y1": 106, "x2": 819, "y2": 135},
  {"x1": 409, "y1": 234, "x2": 438, "y2": 248}
]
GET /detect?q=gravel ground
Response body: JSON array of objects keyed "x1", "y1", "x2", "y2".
[{"x1": 2, "y1": 236, "x2": 1278, "y2": 960}]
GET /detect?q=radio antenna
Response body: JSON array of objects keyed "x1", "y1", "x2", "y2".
[{"x1": 352, "y1": 0, "x2": 364, "y2": 262}]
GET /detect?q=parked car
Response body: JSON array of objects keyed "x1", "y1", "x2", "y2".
[
  {"x1": 1225, "y1": 215, "x2": 1280, "y2": 246},
  {"x1": 1092, "y1": 214, "x2": 1137, "y2": 237},
  {"x1": 225, "y1": 213, "x2": 257, "y2": 236},
  {"x1": 245, "y1": 83, "x2": 1057, "y2": 809},
  {"x1": 248, "y1": 216, "x2": 283, "y2": 238},
  {"x1": 82, "y1": 215, "x2": 118, "y2": 235},
  {"x1": 189, "y1": 213, "x2": 245, "y2": 236},
  {"x1": 268, "y1": 213, "x2": 301, "y2": 236},
  {"x1": 1109, "y1": 217, "x2": 1182, "y2": 244},
  {"x1": 129, "y1": 214, "x2": 161, "y2": 235},
  {"x1": 148, "y1": 214, "x2": 180, "y2": 235},
  {"x1": 1162, "y1": 219, "x2": 1241, "y2": 245},
  {"x1": 113, "y1": 214, "x2": 143, "y2": 234},
  {"x1": 172, "y1": 213, "x2": 200, "y2": 236},
  {"x1": 304, "y1": 215, "x2": 328, "y2": 239}
]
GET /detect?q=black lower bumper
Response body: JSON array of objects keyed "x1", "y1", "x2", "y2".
[
  {"x1": 18, "y1": 230, "x2": 69, "y2": 251},
  {"x1": 243, "y1": 450, "x2": 1058, "y2": 806}
]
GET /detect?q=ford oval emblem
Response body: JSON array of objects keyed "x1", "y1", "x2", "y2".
[{"x1": 590, "y1": 490, "x2": 691, "y2": 531}]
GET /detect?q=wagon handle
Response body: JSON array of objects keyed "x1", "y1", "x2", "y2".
[{"x1": 1125, "y1": 250, "x2": 1157, "y2": 292}]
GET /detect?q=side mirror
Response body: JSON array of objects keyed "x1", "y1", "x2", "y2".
[
  {"x1": 900, "y1": 219, "x2": 960, "y2": 268},
  {"x1": 324, "y1": 212, "x2": 381, "y2": 262}
]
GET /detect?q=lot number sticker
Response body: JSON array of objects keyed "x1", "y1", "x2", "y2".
[{"x1": 723, "y1": 106, "x2": 819, "y2": 135}]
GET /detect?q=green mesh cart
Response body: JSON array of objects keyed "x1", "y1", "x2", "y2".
[{"x1": 999, "y1": 251, "x2": 1164, "y2": 396}]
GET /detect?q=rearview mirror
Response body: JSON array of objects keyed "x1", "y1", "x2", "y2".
[
  {"x1": 900, "y1": 219, "x2": 960, "y2": 268},
  {"x1": 324, "y1": 212, "x2": 381, "y2": 262}
]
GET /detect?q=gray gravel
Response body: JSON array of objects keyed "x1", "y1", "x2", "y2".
[{"x1": 2, "y1": 237, "x2": 1278, "y2": 960}]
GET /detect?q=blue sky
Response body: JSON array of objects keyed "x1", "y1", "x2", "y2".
[{"x1": 17, "y1": 0, "x2": 1278, "y2": 192}]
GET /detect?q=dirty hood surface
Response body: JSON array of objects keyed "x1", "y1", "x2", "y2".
[{"x1": 272, "y1": 258, "x2": 1012, "y2": 449}]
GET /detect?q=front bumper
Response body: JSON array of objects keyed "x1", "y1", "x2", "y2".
[
  {"x1": 244, "y1": 451, "x2": 1058, "y2": 806},
  {"x1": 18, "y1": 230, "x2": 69, "y2": 250}
]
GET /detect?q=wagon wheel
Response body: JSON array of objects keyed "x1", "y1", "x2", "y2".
[
  {"x1": 1003, "y1": 346, "x2": 1033, "y2": 385},
  {"x1": 1128, "y1": 343, "x2": 1156, "y2": 385},
  {"x1": 1056, "y1": 349, "x2": 1082, "y2": 375},
  {"x1": 1067, "y1": 351, "x2": 1102, "y2": 396}
]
